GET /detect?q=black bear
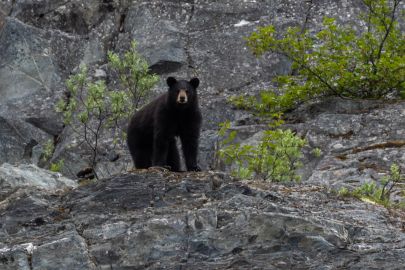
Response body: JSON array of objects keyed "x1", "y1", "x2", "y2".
[{"x1": 127, "y1": 77, "x2": 202, "y2": 172}]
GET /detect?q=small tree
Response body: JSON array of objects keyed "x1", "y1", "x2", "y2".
[
  {"x1": 379, "y1": 163, "x2": 403, "y2": 203},
  {"x1": 240, "y1": 0, "x2": 404, "y2": 114},
  {"x1": 56, "y1": 41, "x2": 159, "y2": 179},
  {"x1": 108, "y1": 41, "x2": 159, "y2": 108},
  {"x1": 218, "y1": 120, "x2": 306, "y2": 182}
]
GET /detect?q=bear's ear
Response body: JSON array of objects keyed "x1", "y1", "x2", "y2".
[
  {"x1": 190, "y1": 78, "x2": 199, "y2": 89},
  {"x1": 167, "y1": 77, "x2": 177, "y2": 88}
]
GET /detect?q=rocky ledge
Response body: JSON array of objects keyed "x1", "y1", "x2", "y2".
[{"x1": 0, "y1": 165, "x2": 404, "y2": 269}]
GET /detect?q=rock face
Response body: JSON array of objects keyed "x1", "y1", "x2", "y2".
[
  {"x1": 3, "y1": 0, "x2": 403, "y2": 176},
  {"x1": 291, "y1": 98, "x2": 405, "y2": 189},
  {"x1": 0, "y1": 1, "x2": 404, "y2": 269},
  {"x1": 282, "y1": 98, "x2": 405, "y2": 201},
  {"x1": 0, "y1": 168, "x2": 404, "y2": 269},
  {"x1": 0, "y1": 163, "x2": 77, "y2": 194},
  {"x1": 217, "y1": 97, "x2": 405, "y2": 200}
]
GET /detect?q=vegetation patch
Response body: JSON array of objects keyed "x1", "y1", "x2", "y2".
[
  {"x1": 233, "y1": 0, "x2": 404, "y2": 115},
  {"x1": 218, "y1": 120, "x2": 306, "y2": 182},
  {"x1": 338, "y1": 164, "x2": 404, "y2": 208},
  {"x1": 218, "y1": 0, "x2": 404, "y2": 182},
  {"x1": 56, "y1": 41, "x2": 158, "y2": 179}
]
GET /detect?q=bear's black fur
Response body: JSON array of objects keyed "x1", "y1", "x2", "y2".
[{"x1": 127, "y1": 77, "x2": 202, "y2": 171}]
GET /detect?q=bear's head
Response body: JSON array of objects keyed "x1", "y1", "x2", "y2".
[{"x1": 167, "y1": 77, "x2": 199, "y2": 108}]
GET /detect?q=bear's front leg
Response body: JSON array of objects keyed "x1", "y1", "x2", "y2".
[
  {"x1": 152, "y1": 121, "x2": 171, "y2": 167},
  {"x1": 180, "y1": 133, "x2": 201, "y2": 171},
  {"x1": 152, "y1": 136, "x2": 169, "y2": 167}
]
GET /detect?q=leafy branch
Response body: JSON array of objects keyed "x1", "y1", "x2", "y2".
[
  {"x1": 218, "y1": 120, "x2": 306, "y2": 182},
  {"x1": 239, "y1": 0, "x2": 404, "y2": 115},
  {"x1": 56, "y1": 41, "x2": 158, "y2": 179}
]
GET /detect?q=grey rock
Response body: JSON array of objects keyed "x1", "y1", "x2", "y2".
[
  {"x1": 0, "y1": 16, "x2": 82, "y2": 167},
  {"x1": 0, "y1": 243, "x2": 33, "y2": 270},
  {"x1": 94, "y1": 68, "x2": 107, "y2": 79},
  {"x1": 32, "y1": 231, "x2": 97, "y2": 270},
  {"x1": 25, "y1": 117, "x2": 64, "y2": 136},
  {"x1": 0, "y1": 163, "x2": 77, "y2": 194},
  {"x1": 31, "y1": 143, "x2": 44, "y2": 165},
  {"x1": 0, "y1": 171, "x2": 404, "y2": 269},
  {"x1": 121, "y1": 2, "x2": 189, "y2": 74},
  {"x1": 293, "y1": 99, "x2": 405, "y2": 190},
  {"x1": 6, "y1": 0, "x2": 112, "y2": 35},
  {"x1": 0, "y1": 116, "x2": 50, "y2": 164},
  {"x1": 0, "y1": 14, "x2": 115, "y2": 172},
  {"x1": 0, "y1": 2, "x2": 12, "y2": 16},
  {"x1": 0, "y1": 18, "x2": 61, "y2": 103}
]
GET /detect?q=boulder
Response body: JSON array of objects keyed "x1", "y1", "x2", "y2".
[
  {"x1": 0, "y1": 116, "x2": 51, "y2": 165},
  {"x1": 0, "y1": 163, "x2": 77, "y2": 199}
]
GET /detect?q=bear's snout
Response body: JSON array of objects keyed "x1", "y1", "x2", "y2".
[{"x1": 177, "y1": 90, "x2": 188, "y2": 104}]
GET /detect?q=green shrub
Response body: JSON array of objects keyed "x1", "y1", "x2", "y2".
[
  {"x1": 337, "y1": 187, "x2": 351, "y2": 197},
  {"x1": 108, "y1": 41, "x2": 159, "y2": 108},
  {"x1": 338, "y1": 163, "x2": 404, "y2": 207},
  {"x1": 239, "y1": 0, "x2": 404, "y2": 114},
  {"x1": 379, "y1": 163, "x2": 402, "y2": 202},
  {"x1": 56, "y1": 40, "x2": 158, "y2": 179},
  {"x1": 41, "y1": 139, "x2": 55, "y2": 162},
  {"x1": 50, "y1": 159, "x2": 64, "y2": 173},
  {"x1": 218, "y1": 121, "x2": 306, "y2": 181},
  {"x1": 311, "y1": 147, "x2": 322, "y2": 158}
]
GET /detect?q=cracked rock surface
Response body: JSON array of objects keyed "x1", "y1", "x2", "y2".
[
  {"x1": 0, "y1": 168, "x2": 404, "y2": 269},
  {"x1": 3, "y1": 0, "x2": 403, "y2": 176},
  {"x1": 0, "y1": 1, "x2": 404, "y2": 268},
  {"x1": 287, "y1": 98, "x2": 405, "y2": 197}
]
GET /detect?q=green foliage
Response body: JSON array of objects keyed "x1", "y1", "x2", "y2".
[
  {"x1": 56, "y1": 40, "x2": 158, "y2": 179},
  {"x1": 50, "y1": 159, "x2": 64, "y2": 173},
  {"x1": 229, "y1": 92, "x2": 297, "y2": 117},
  {"x1": 108, "y1": 40, "x2": 159, "y2": 108},
  {"x1": 379, "y1": 163, "x2": 402, "y2": 202},
  {"x1": 240, "y1": 0, "x2": 404, "y2": 114},
  {"x1": 218, "y1": 121, "x2": 306, "y2": 182},
  {"x1": 337, "y1": 187, "x2": 351, "y2": 197},
  {"x1": 41, "y1": 139, "x2": 55, "y2": 162},
  {"x1": 311, "y1": 147, "x2": 322, "y2": 158},
  {"x1": 338, "y1": 163, "x2": 404, "y2": 207},
  {"x1": 41, "y1": 139, "x2": 63, "y2": 172}
]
